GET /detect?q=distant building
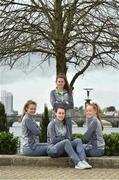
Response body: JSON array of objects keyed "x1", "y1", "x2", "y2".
[{"x1": 0, "y1": 90, "x2": 18, "y2": 115}]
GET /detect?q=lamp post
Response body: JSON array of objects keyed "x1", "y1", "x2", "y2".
[{"x1": 83, "y1": 88, "x2": 93, "y2": 106}]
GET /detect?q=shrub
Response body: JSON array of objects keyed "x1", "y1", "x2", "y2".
[
  {"x1": 40, "y1": 105, "x2": 50, "y2": 142},
  {"x1": 0, "y1": 102, "x2": 8, "y2": 132},
  {"x1": 103, "y1": 133, "x2": 119, "y2": 156},
  {"x1": 0, "y1": 132, "x2": 19, "y2": 154},
  {"x1": 72, "y1": 133, "x2": 119, "y2": 156}
]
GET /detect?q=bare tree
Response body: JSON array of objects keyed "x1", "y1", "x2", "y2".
[{"x1": 0, "y1": 0, "x2": 119, "y2": 87}]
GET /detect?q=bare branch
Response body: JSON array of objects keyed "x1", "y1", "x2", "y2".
[{"x1": 0, "y1": 0, "x2": 119, "y2": 85}]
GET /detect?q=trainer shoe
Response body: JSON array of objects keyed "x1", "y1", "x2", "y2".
[
  {"x1": 75, "y1": 161, "x2": 87, "y2": 170},
  {"x1": 82, "y1": 160, "x2": 92, "y2": 169}
]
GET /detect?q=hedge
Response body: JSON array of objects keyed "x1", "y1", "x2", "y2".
[
  {"x1": 72, "y1": 133, "x2": 119, "y2": 156},
  {"x1": 0, "y1": 132, "x2": 19, "y2": 154}
]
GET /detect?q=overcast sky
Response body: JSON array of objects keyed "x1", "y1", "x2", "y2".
[{"x1": 0, "y1": 61, "x2": 119, "y2": 114}]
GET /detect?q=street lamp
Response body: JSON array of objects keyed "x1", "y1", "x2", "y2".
[{"x1": 83, "y1": 88, "x2": 93, "y2": 106}]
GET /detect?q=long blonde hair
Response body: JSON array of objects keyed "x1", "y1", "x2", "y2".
[
  {"x1": 20, "y1": 100, "x2": 37, "y2": 122},
  {"x1": 86, "y1": 102, "x2": 103, "y2": 130}
]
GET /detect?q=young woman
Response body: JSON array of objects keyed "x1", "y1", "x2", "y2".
[
  {"x1": 83, "y1": 103, "x2": 105, "y2": 157},
  {"x1": 47, "y1": 106, "x2": 92, "y2": 169},
  {"x1": 50, "y1": 73, "x2": 74, "y2": 136},
  {"x1": 21, "y1": 100, "x2": 48, "y2": 156}
]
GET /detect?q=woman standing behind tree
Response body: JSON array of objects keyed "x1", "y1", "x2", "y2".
[{"x1": 50, "y1": 73, "x2": 74, "y2": 137}]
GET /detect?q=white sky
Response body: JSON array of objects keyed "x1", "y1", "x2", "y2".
[{"x1": 0, "y1": 63, "x2": 119, "y2": 114}]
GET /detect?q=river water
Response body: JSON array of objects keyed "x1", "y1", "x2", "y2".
[
  {"x1": 9, "y1": 122, "x2": 119, "y2": 136},
  {"x1": 9, "y1": 122, "x2": 119, "y2": 152}
]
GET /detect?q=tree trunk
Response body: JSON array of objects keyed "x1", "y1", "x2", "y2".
[
  {"x1": 55, "y1": 47, "x2": 67, "y2": 75},
  {"x1": 54, "y1": 0, "x2": 67, "y2": 76}
]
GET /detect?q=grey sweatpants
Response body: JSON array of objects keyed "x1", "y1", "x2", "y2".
[{"x1": 47, "y1": 139, "x2": 86, "y2": 165}]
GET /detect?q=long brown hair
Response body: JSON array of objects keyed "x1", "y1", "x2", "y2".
[
  {"x1": 56, "y1": 73, "x2": 72, "y2": 94},
  {"x1": 55, "y1": 106, "x2": 66, "y2": 125},
  {"x1": 20, "y1": 100, "x2": 37, "y2": 122},
  {"x1": 86, "y1": 102, "x2": 103, "y2": 130}
]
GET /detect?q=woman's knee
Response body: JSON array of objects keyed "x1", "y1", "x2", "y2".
[
  {"x1": 73, "y1": 138, "x2": 83, "y2": 145},
  {"x1": 64, "y1": 139, "x2": 71, "y2": 144},
  {"x1": 64, "y1": 139, "x2": 73, "y2": 149}
]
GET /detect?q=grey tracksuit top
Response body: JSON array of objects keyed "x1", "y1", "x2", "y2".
[
  {"x1": 22, "y1": 113, "x2": 41, "y2": 148},
  {"x1": 84, "y1": 116, "x2": 105, "y2": 149},
  {"x1": 47, "y1": 119, "x2": 71, "y2": 145},
  {"x1": 50, "y1": 89, "x2": 74, "y2": 117}
]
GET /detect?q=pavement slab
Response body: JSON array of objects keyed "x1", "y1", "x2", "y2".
[{"x1": 0, "y1": 166, "x2": 119, "y2": 180}]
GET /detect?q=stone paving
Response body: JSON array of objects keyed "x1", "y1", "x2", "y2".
[{"x1": 0, "y1": 166, "x2": 119, "y2": 180}]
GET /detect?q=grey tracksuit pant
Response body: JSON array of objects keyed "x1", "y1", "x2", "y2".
[
  {"x1": 47, "y1": 139, "x2": 86, "y2": 165},
  {"x1": 83, "y1": 144, "x2": 104, "y2": 157},
  {"x1": 22, "y1": 143, "x2": 48, "y2": 156},
  {"x1": 66, "y1": 117, "x2": 72, "y2": 136}
]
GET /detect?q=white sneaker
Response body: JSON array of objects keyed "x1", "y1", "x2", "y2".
[
  {"x1": 75, "y1": 161, "x2": 87, "y2": 170},
  {"x1": 82, "y1": 160, "x2": 92, "y2": 169}
]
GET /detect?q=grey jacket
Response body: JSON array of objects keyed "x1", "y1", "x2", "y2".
[
  {"x1": 50, "y1": 89, "x2": 74, "y2": 117},
  {"x1": 47, "y1": 119, "x2": 71, "y2": 145},
  {"x1": 84, "y1": 116, "x2": 105, "y2": 149},
  {"x1": 22, "y1": 113, "x2": 41, "y2": 149}
]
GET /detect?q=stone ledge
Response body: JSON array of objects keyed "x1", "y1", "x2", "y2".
[{"x1": 0, "y1": 155, "x2": 119, "y2": 168}]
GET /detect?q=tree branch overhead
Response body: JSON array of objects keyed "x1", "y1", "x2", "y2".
[{"x1": 0, "y1": 0, "x2": 119, "y2": 86}]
